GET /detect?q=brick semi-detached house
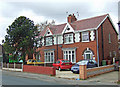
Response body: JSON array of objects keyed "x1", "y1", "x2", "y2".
[{"x1": 30, "y1": 14, "x2": 118, "y2": 66}]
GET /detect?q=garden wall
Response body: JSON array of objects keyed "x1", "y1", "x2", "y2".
[
  {"x1": 23, "y1": 65, "x2": 56, "y2": 76},
  {"x1": 79, "y1": 65, "x2": 114, "y2": 80}
]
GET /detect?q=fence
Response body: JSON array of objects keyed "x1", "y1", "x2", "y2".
[
  {"x1": 79, "y1": 65, "x2": 114, "y2": 80},
  {"x1": 2, "y1": 62, "x2": 23, "y2": 71}
]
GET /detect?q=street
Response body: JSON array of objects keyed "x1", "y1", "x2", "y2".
[
  {"x1": 2, "y1": 71, "x2": 63, "y2": 85},
  {"x1": 1, "y1": 70, "x2": 119, "y2": 87}
]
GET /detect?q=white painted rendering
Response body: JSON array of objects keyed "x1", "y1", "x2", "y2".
[
  {"x1": 54, "y1": 36, "x2": 57, "y2": 45},
  {"x1": 58, "y1": 35, "x2": 63, "y2": 44},
  {"x1": 41, "y1": 38, "x2": 44, "y2": 46},
  {"x1": 90, "y1": 31, "x2": 95, "y2": 41},
  {"x1": 45, "y1": 28, "x2": 53, "y2": 36},
  {"x1": 75, "y1": 32, "x2": 80, "y2": 42},
  {"x1": 62, "y1": 23, "x2": 74, "y2": 34}
]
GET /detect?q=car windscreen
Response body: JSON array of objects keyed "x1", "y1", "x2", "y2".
[
  {"x1": 32, "y1": 60, "x2": 37, "y2": 62},
  {"x1": 37, "y1": 60, "x2": 41, "y2": 62},
  {"x1": 74, "y1": 64, "x2": 79, "y2": 66},
  {"x1": 77, "y1": 60, "x2": 88, "y2": 65},
  {"x1": 29, "y1": 60, "x2": 32, "y2": 62},
  {"x1": 61, "y1": 60, "x2": 70, "y2": 63}
]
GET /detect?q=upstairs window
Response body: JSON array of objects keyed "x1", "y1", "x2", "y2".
[
  {"x1": 64, "y1": 33, "x2": 73, "y2": 44},
  {"x1": 82, "y1": 32, "x2": 89, "y2": 42},
  {"x1": 45, "y1": 37, "x2": 52, "y2": 46}
]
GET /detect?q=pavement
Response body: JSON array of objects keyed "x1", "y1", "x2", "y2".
[
  {"x1": 1, "y1": 69, "x2": 119, "y2": 85},
  {"x1": 56, "y1": 70, "x2": 119, "y2": 84}
]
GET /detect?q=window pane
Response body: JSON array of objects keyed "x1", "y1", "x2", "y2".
[
  {"x1": 82, "y1": 32, "x2": 89, "y2": 41},
  {"x1": 44, "y1": 51, "x2": 54, "y2": 63},
  {"x1": 64, "y1": 34, "x2": 73, "y2": 43},
  {"x1": 72, "y1": 54, "x2": 74, "y2": 62},
  {"x1": 66, "y1": 55, "x2": 68, "y2": 60},
  {"x1": 46, "y1": 37, "x2": 52, "y2": 45},
  {"x1": 86, "y1": 54, "x2": 90, "y2": 59}
]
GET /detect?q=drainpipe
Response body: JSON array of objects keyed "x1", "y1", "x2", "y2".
[
  {"x1": 101, "y1": 24, "x2": 104, "y2": 60},
  {"x1": 56, "y1": 35, "x2": 58, "y2": 61},
  {"x1": 96, "y1": 30, "x2": 100, "y2": 67}
]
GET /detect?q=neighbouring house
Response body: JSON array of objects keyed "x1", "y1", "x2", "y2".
[
  {"x1": 117, "y1": 22, "x2": 120, "y2": 65},
  {"x1": 0, "y1": 44, "x2": 3, "y2": 62},
  {"x1": 29, "y1": 14, "x2": 118, "y2": 66}
]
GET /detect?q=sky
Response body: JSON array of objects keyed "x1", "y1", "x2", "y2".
[{"x1": 0, "y1": 0, "x2": 119, "y2": 44}]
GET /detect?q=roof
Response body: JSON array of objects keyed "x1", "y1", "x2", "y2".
[
  {"x1": 39, "y1": 14, "x2": 116, "y2": 36},
  {"x1": 72, "y1": 14, "x2": 108, "y2": 31}
]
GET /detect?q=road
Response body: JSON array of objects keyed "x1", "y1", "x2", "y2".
[
  {"x1": 1, "y1": 70, "x2": 119, "y2": 87},
  {"x1": 2, "y1": 71, "x2": 62, "y2": 85}
]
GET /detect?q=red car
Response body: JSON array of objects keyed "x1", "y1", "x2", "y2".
[{"x1": 52, "y1": 59, "x2": 73, "y2": 71}]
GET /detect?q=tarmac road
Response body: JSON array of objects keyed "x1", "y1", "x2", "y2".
[{"x1": 1, "y1": 70, "x2": 119, "y2": 87}]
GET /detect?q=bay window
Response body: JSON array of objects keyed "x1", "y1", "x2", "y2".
[
  {"x1": 63, "y1": 50, "x2": 75, "y2": 63},
  {"x1": 44, "y1": 51, "x2": 54, "y2": 63}
]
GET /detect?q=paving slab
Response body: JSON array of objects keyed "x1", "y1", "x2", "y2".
[{"x1": 56, "y1": 70, "x2": 119, "y2": 84}]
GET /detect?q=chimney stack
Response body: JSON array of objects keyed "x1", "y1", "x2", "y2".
[{"x1": 67, "y1": 14, "x2": 77, "y2": 24}]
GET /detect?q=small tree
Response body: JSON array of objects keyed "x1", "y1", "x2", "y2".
[{"x1": 3, "y1": 16, "x2": 38, "y2": 63}]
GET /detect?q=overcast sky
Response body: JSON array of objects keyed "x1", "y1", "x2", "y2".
[{"x1": 0, "y1": 0, "x2": 119, "y2": 44}]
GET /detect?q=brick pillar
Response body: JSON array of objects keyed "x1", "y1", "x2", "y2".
[
  {"x1": 79, "y1": 65, "x2": 87, "y2": 80},
  {"x1": 52, "y1": 67, "x2": 56, "y2": 76}
]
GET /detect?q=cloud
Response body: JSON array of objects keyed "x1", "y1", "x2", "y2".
[{"x1": 0, "y1": 0, "x2": 119, "y2": 44}]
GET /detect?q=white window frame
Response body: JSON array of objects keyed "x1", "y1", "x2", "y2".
[
  {"x1": 84, "y1": 50, "x2": 93, "y2": 60},
  {"x1": 82, "y1": 32, "x2": 89, "y2": 42},
  {"x1": 64, "y1": 33, "x2": 73, "y2": 44},
  {"x1": 36, "y1": 54, "x2": 40, "y2": 61},
  {"x1": 44, "y1": 51, "x2": 54, "y2": 63},
  {"x1": 63, "y1": 49, "x2": 76, "y2": 63},
  {"x1": 113, "y1": 51, "x2": 116, "y2": 57},
  {"x1": 109, "y1": 52, "x2": 112, "y2": 57},
  {"x1": 45, "y1": 37, "x2": 52, "y2": 46}
]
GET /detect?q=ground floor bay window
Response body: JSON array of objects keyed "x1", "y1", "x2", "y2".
[
  {"x1": 63, "y1": 49, "x2": 76, "y2": 63},
  {"x1": 44, "y1": 51, "x2": 54, "y2": 63}
]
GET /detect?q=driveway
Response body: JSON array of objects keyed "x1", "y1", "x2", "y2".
[
  {"x1": 56, "y1": 70, "x2": 119, "y2": 83},
  {"x1": 56, "y1": 70, "x2": 79, "y2": 80}
]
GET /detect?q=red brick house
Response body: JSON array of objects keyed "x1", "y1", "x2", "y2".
[{"x1": 34, "y1": 14, "x2": 118, "y2": 66}]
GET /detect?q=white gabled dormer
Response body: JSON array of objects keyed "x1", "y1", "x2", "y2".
[
  {"x1": 45, "y1": 27, "x2": 53, "y2": 36},
  {"x1": 62, "y1": 23, "x2": 74, "y2": 34}
]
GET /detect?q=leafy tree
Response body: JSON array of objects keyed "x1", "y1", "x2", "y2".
[
  {"x1": 3, "y1": 16, "x2": 38, "y2": 63},
  {"x1": 36, "y1": 20, "x2": 55, "y2": 31}
]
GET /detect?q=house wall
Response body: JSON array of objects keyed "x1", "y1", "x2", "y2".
[
  {"x1": 36, "y1": 40, "x2": 97, "y2": 63},
  {"x1": 98, "y1": 18, "x2": 119, "y2": 65}
]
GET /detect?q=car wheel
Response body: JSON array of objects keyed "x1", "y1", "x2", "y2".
[{"x1": 59, "y1": 67, "x2": 61, "y2": 71}]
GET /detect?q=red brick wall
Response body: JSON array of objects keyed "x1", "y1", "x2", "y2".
[
  {"x1": 87, "y1": 65, "x2": 114, "y2": 78},
  {"x1": 37, "y1": 40, "x2": 97, "y2": 63},
  {"x1": 23, "y1": 65, "x2": 56, "y2": 76},
  {"x1": 79, "y1": 65, "x2": 114, "y2": 79},
  {"x1": 98, "y1": 17, "x2": 119, "y2": 65}
]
